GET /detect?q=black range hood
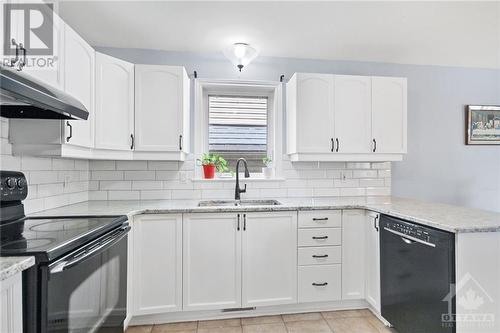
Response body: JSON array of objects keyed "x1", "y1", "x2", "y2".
[{"x1": 0, "y1": 66, "x2": 88, "y2": 120}]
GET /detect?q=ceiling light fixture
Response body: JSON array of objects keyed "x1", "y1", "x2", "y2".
[{"x1": 224, "y1": 43, "x2": 258, "y2": 72}]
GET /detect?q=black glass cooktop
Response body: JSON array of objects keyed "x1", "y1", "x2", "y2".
[{"x1": 0, "y1": 215, "x2": 127, "y2": 262}]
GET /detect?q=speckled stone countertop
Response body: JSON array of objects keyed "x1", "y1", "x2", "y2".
[
  {"x1": 0, "y1": 257, "x2": 35, "y2": 281},
  {"x1": 30, "y1": 196, "x2": 500, "y2": 233}
]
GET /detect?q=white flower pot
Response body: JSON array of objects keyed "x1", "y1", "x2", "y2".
[{"x1": 262, "y1": 167, "x2": 274, "y2": 179}]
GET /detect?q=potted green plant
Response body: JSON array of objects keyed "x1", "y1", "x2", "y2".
[
  {"x1": 262, "y1": 156, "x2": 274, "y2": 179},
  {"x1": 197, "y1": 153, "x2": 229, "y2": 179}
]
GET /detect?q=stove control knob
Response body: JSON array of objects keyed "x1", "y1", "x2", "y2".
[
  {"x1": 5, "y1": 177, "x2": 15, "y2": 189},
  {"x1": 16, "y1": 178, "x2": 26, "y2": 189}
]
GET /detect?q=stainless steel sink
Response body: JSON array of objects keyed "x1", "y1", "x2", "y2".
[{"x1": 198, "y1": 199, "x2": 282, "y2": 207}]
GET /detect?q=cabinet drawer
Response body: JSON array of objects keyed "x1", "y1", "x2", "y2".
[
  {"x1": 298, "y1": 246, "x2": 341, "y2": 265},
  {"x1": 298, "y1": 210, "x2": 342, "y2": 228},
  {"x1": 298, "y1": 228, "x2": 341, "y2": 247},
  {"x1": 298, "y1": 265, "x2": 341, "y2": 302}
]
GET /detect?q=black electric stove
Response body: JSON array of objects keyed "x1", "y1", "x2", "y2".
[
  {"x1": 0, "y1": 170, "x2": 129, "y2": 333},
  {"x1": 1, "y1": 215, "x2": 128, "y2": 262}
]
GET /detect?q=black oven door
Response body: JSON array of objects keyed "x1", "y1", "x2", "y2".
[{"x1": 44, "y1": 225, "x2": 129, "y2": 333}]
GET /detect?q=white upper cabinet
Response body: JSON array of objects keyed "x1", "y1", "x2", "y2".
[
  {"x1": 334, "y1": 75, "x2": 372, "y2": 154},
  {"x1": 131, "y1": 214, "x2": 182, "y2": 316},
  {"x1": 287, "y1": 73, "x2": 334, "y2": 154},
  {"x1": 63, "y1": 24, "x2": 95, "y2": 148},
  {"x1": 286, "y1": 72, "x2": 407, "y2": 161},
  {"x1": 135, "y1": 65, "x2": 190, "y2": 159},
  {"x1": 95, "y1": 52, "x2": 134, "y2": 151},
  {"x1": 183, "y1": 213, "x2": 241, "y2": 311},
  {"x1": 372, "y1": 77, "x2": 407, "y2": 154},
  {"x1": 242, "y1": 212, "x2": 297, "y2": 307}
]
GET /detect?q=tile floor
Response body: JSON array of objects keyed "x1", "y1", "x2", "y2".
[{"x1": 126, "y1": 309, "x2": 398, "y2": 333}]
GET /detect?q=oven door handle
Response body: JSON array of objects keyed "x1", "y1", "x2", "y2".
[{"x1": 49, "y1": 225, "x2": 130, "y2": 274}]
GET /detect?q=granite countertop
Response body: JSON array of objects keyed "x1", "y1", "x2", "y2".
[
  {"x1": 0, "y1": 257, "x2": 35, "y2": 281},
  {"x1": 31, "y1": 196, "x2": 500, "y2": 233}
]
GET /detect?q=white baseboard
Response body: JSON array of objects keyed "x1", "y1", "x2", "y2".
[{"x1": 129, "y1": 299, "x2": 370, "y2": 326}]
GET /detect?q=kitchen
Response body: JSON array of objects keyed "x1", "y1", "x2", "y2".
[{"x1": 0, "y1": 1, "x2": 499, "y2": 333}]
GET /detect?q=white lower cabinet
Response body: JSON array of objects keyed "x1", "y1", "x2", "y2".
[
  {"x1": 242, "y1": 212, "x2": 297, "y2": 307},
  {"x1": 183, "y1": 211, "x2": 297, "y2": 311},
  {"x1": 0, "y1": 273, "x2": 23, "y2": 333},
  {"x1": 365, "y1": 212, "x2": 381, "y2": 313},
  {"x1": 131, "y1": 214, "x2": 182, "y2": 315},
  {"x1": 342, "y1": 210, "x2": 366, "y2": 300},
  {"x1": 183, "y1": 213, "x2": 241, "y2": 311}
]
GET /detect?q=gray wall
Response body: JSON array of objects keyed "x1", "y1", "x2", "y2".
[{"x1": 96, "y1": 47, "x2": 500, "y2": 212}]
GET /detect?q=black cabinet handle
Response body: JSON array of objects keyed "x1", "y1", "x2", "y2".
[
  {"x1": 335, "y1": 138, "x2": 339, "y2": 152},
  {"x1": 372, "y1": 138, "x2": 377, "y2": 152},
  {"x1": 130, "y1": 134, "x2": 134, "y2": 150},
  {"x1": 312, "y1": 236, "x2": 328, "y2": 240},
  {"x1": 374, "y1": 215, "x2": 379, "y2": 232},
  {"x1": 312, "y1": 254, "x2": 329, "y2": 258},
  {"x1": 179, "y1": 135, "x2": 183, "y2": 151},
  {"x1": 312, "y1": 282, "x2": 328, "y2": 287},
  {"x1": 312, "y1": 217, "x2": 328, "y2": 221},
  {"x1": 237, "y1": 214, "x2": 240, "y2": 231},
  {"x1": 243, "y1": 214, "x2": 246, "y2": 231},
  {"x1": 66, "y1": 121, "x2": 72, "y2": 142},
  {"x1": 330, "y1": 138, "x2": 334, "y2": 152}
]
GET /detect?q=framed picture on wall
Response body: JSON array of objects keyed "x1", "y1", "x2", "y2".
[{"x1": 466, "y1": 105, "x2": 500, "y2": 145}]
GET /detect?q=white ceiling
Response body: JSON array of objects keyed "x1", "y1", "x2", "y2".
[{"x1": 57, "y1": 1, "x2": 500, "y2": 69}]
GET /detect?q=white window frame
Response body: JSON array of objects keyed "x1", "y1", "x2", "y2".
[{"x1": 193, "y1": 79, "x2": 283, "y2": 180}]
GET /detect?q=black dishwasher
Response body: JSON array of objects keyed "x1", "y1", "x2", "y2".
[{"x1": 380, "y1": 214, "x2": 455, "y2": 333}]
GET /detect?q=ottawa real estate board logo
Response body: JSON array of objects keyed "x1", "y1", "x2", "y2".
[{"x1": 3, "y1": 3, "x2": 56, "y2": 69}]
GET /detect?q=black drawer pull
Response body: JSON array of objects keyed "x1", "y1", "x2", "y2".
[
  {"x1": 312, "y1": 254, "x2": 329, "y2": 258},
  {"x1": 312, "y1": 217, "x2": 328, "y2": 221},
  {"x1": 312, "y1": 282, "x2": 328, "y2": 287},
  {"x1": 312, "y1": 236, "x2": 328, "y2": 240}
]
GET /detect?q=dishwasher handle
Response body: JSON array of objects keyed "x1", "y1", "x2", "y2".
[{"x1": 383, "y1": 227, "x2": 436, "y2": 248}]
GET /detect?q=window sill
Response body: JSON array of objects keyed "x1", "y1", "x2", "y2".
[{"x1": 191, "y1": 175, "x2": 285, "y2": 182}]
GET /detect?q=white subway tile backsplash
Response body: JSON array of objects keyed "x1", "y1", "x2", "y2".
[
  {"x1": 22, "y1": 156, "x2": 52, "y2": 171},
  {"x1": 340, "y1": 188, "x2": 366, "y2": 196},
  {"x1": 132, "y1": 181, "x2": 162, "y2": 190},
  {"x1": 346, "y1": 162, "x2": 371, "y2": 169},
  {"x1": 52, "y1": 159, "x2": 75, "y2": 170},
  {"x1": 108, "y1": 191, "x2": 140, "y2": 200},
  {"x1": 90, "y1": 160, "x2": 116, "y2": 170},
  {"x1": 140, "y1": 190, "x2": 172, "y2": 200},
  {"x1": 333, "y1": 179, "x2": 360, "y2": 188},
  {"x1": 117, "y1": 161, "x2": 148, "y2": 170},
  {"x1": 156, "y1": 171, "x2": 180, "y2": 180},
  {"x1": 352, "y1": 170, "x2": 378, "y2": 178},
  {"x1": 372, "y1": 162, "x2": 391, "y2": 169},
  {"x1": 287, "y1": 188, "x2": 314, "y2": 197},
  {"x1": 148, "y1": 161, "x2": 179, "y2": 170},
  {"x1": 100, "y1": 181, "x2": 132, "y2": 191},
  {"x1": 366, "y1": 187, "x2": 391, "y2": 196},
  {"x1": 359, "y1": 178, "x2": 385, "y2": 187},
  {"x1": 91, "y1": 171, "x2": 124, "y2": 180},
  {"x1": 313, "y1": 188, "x2": 341, "y2": 197},
  {"x1": 124, "y1": 170, "x2": 156, "y2": 180},
  {"x1": 89, "y1": 191, "x2": 108, "y2": 200},
  {"x1": 171, "y1": 190, "x2": 201, "y2": 200}
]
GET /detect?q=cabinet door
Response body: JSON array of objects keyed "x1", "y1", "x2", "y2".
[
  {"x1": 372, "y1": 77, "x2": 407, "y2": 153},
  {"x1": 296, "y1": 73, "x2": 334, "y2": 153},
  {"x1": 132, "y1": 214, "x2": 182, "y2": 315},
  {"x1": 0, "y1": 273, "x2": 23, "y2": 333},
  {"x1": 63, "y1": 24, "x2": 95, "y2": 148},
  {"x1": 135, "y1": 65, "x2": 188, "y2": 152},
  {"x1": 334, "y1": 75, "x2": 372, "y2": 153},
  {"x1": 365, "y1": 212, "x2": 381, "y2": 313},
  {"x1": 22, "y1": 8, "x2": 64, "y2": 89},
  {"x1": 342, "y1": 210, "x2": 366, "y2": 300},
  {"x1": 95, "y1": 52, "x2": 134, "y2": 150},
  {"x1": 183, "y1": 213, "x2": 241, "y2": 311},
  {"x1": 242, "y1": 212, "x2": 297, "y2": 307}
]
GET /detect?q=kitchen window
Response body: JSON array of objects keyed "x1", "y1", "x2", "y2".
[
  {"x1": 193, "y1": 80, "x2": 283, "y2": 179},
  {"x1": 208, "y1": 95, "x2": 268, "y2": 172}
]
